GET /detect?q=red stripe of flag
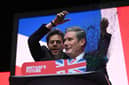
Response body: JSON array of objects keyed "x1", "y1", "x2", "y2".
[{"x1": 117, "y1": 6, "x2": 129, "y2": 84}]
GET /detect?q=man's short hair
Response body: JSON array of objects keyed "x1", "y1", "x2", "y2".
[{"x1": 46, "y1": 29, "x2": 64, "y2": 43}]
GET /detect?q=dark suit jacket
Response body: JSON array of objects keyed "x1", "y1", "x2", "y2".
[
  {"x1": 84, "y1": 33, "x2": 112, "y2": 84},
  {"x1": 85, "y1": 33, "x2": 111, "y2": 71},
  {"x1": 28, "y1": 24, "x2": 69, "y2": 61}
]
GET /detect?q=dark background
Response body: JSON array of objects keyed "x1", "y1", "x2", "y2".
[{"x1": 1, "y1": 0, "x2": 129, "y2": 72}]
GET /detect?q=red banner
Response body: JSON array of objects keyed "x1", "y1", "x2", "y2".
[{"x1": 22, "y1": 59, "x2": 86, "y2": 75}]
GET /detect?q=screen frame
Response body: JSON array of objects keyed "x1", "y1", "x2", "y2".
[{"x1": 10, "y1": 1, "x2": 129, "y2": 76}]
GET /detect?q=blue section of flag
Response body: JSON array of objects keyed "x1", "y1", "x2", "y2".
[
  {"x1": 18, "y1": 10, "x2": 101, "y2": 52},
  {"x1": 56, "y1": 59, "x2": 64, "y2": 64},
  {"x1": 56, "y1": 59, "x2": 65, "y2": 67},
  {"x1": 68, "y1": 66, "x2": 86, "y2": 73},
  {"x1": 78, "y1": 58, "x2": 86, "y2": 62}
]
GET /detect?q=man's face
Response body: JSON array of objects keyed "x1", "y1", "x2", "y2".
[
  {"x1": 64, "y1": 31, "x2": 85, "y2": 58},
  {"x1": 48, "y1": 34, "x2": 64, "y2": 56}
]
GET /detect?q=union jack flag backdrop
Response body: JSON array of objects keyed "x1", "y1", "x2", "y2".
[{"x1": 14, "y1": 6, "x2": 129, "y2": 85}]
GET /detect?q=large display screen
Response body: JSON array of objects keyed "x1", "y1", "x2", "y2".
[{"x1": 11, "y1": 4, "x2": 129, "y2": 85}]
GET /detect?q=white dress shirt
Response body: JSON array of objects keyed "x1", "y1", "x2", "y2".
[{"x1": 75, "y1": 52, "x2": 85, "y2": 60}]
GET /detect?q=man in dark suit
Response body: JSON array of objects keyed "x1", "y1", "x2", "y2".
[
  {"x1": 28, "y1": 10, "x2": 70, "y2": 61},
  {"x1": 63, "y1": 17, "x2": 111, "y2": 84}
]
